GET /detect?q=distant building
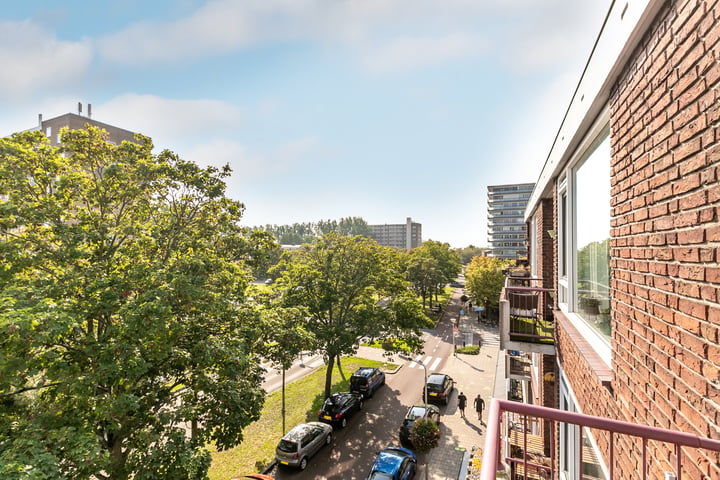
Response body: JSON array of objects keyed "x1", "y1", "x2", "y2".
[
  {"x1": 486, "y1": 183, "x2": 534, "y2": 259},
  {"x1": 25, "y1": 103, "x2": 137, "y2": 146},
  {"x1": 369, "y1": 217, "x2": 422, "y2": 251}
]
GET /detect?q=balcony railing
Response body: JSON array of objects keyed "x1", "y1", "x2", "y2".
[
  {"x1": 500, "y1": 277, "x2": 555, "y2": 354},
  {"x1": 480, "y1": 399, "x2": 720, "y2": 480}
]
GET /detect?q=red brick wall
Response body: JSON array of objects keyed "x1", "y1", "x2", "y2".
[
  {"x1": 543, "y1": 0, "x2": 720, "y2": 478},
  {"x1": 608, "y1": 0, "x2": 720, "y2": 478}
]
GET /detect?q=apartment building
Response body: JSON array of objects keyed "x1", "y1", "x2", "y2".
[
  {"x1": 27, "y1": 103, "x2": 137, "y2": 146},
  {"x1": 487, "y1": 183, "x2": 534, "y2": 260},
  {"x1": 488, "y1": 1, "x2": 720, "y2": 479},
  {"x1": 369, "y1": 217, "x2": 422, "y2": 251}
]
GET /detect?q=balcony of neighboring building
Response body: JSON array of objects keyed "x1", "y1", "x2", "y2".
[{"x1": 499, "y1": 276, "x2": 555, "y2": 356}]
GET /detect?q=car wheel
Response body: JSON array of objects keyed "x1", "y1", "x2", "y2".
[
  {"x1": 341, "y1": 418, "x2": 347, "y2": 428},
  {"x1": 299, "y1": 457, "x2": 308, "y2": 470},
  {"x1": 325, "y1": 432, "x2": 333, "y2": 445}
]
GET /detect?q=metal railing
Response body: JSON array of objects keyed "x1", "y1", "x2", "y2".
[
  {"x1": 480, "y1": 399, "x2": 720, "y2": 480},
  {"x1": 501, "y1": 277, "x2": 555, "y2": 345}
]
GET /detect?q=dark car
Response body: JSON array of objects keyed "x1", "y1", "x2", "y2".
[
  {"x1": 350, "y1": 367, "x2": 386, "y2": 398},
  {"x1": 425, "y1": 373, "x2": 454, "y2": 405},
  {"x1": 275, "y1": 422, "x2": 333, "y2": 470},
  {"x1": 366, "y1": 446, "x2": 417, "y2": 480},
  {"x1": 399, "y1": 403, "x2": 441, "y2": 446},
  {"x1": 318, "y1": 392, "x2": 363, "y2": 428}
]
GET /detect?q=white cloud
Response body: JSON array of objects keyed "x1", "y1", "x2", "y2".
[
  {"x1": 0, "y1": 20, "x2": 91, "y2": 102},
  {"x1": 96, "y1": 93, "x2": 243, "y2": 143},
  {"x1": 362, "y1": 32, "x2": 487, "y2": 74},
  {"x1": 182, "y1": 136, "x2": 319, "y2": 182}
]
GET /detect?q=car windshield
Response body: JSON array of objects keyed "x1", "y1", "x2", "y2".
[
  {"x1": 427, "y1": 375, "x2": 445, "y2": 391},
  {"x1": 322, "y1": 397, "x2": 342, "y2": 413},
  {"x1": 368, "y1": 473, "x2": 394, "y2": 480},
  {"x1": 277, "y1": 439, "x2": 297, "y2": 453},
  {"x1": 406, "y1": 406, "x2": 426, "y2": 420}
]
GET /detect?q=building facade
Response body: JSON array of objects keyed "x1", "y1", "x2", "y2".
[
  {"x1": 498, "y1": 0, "x2": 720, "y2": 479},
  {"x1": 27, "y1": 104, "x2": 137, "y2": 146},
  {"x1": 369, "y1": 217, "x2": 422, "y2": 250},
  {"x1": 487, "y1": 183, "x2": 534, "y2": 260}
]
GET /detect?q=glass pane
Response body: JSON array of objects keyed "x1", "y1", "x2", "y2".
[{"x1": 574, "y1": 136, "x2": 611, "y2": 339}]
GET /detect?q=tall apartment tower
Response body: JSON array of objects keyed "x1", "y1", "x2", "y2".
[
  {"x1": 29, "y1": 103, "x2": 137, "y2": 146},
  {"x1": 369, "y1": 217, "x2": 422, "y2": 251},
  {"x1": 486, "y1": 183, "x2": 534, "y2": 259}
]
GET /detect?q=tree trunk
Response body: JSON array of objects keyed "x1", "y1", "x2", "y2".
[
  {"x1": 324, "y1": 354, "x2": 335, "y2": 399},
  {"x1": 335, "y1": 354, "x2": 345, "y2": 379}
]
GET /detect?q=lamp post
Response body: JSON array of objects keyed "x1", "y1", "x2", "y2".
[{"x1": 399, "y1": 354, "x2": 428, "y2": 403}]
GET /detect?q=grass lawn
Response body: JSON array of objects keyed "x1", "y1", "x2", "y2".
[{"x1": 207, "y1": 356, "x2": 396, "y2": 480}]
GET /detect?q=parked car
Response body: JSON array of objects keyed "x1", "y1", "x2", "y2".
[
  {"x1": 318, "y1": 392, "x2": 364, "y2": 428},
  {"x1": 275, "y1": 422, "x2": 333, "y2": 470},
  {"x1": 367, "y1": 446, "x2": 417, "y2": 480},
  {"x1": 399, "y1": 403, "x2": 441, "y2": 445},
  {"x1": 425, "y1": 372, "x2": 454, "y2": 405},
  {"x1": 350, "y1": 367, "x2": 386, "y2": 398}
]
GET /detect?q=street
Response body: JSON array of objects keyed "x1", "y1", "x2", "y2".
[{"x1": 268, "y1": 321, "x2": 457, "y2": 479}]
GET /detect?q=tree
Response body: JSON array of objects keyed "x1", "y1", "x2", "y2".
[
  {"x1": 273, "y1": 233, "x2": 430, "y2": 398},
  {"x1": 464, "y1": 256, "x2": 509, "y2": 317},
  {"x1": 0, "y1": 128, "x2": 275, "y2": 479},
  {"x1": 405, "y1": 254, "x2": 444, "y2": 308}
]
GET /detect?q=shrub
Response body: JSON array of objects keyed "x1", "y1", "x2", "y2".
[
  {"x1": 409, "y1": 418, "x2": 441, "y2": 453},
  {"x1": 456, "y1": 345, "x2": 479, "y2": 355}
]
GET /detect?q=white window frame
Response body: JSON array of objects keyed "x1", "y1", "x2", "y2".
[
  {"x1": 557, "y1": 108, "x2": 611, "y2": 365},
  {"x1": 558, "y1": 367, "x2": 610, "y2": 480}
]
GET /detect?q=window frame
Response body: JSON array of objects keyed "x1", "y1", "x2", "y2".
[{"x1": 556, "y1": 109, "x2": 611, "y2": 365}]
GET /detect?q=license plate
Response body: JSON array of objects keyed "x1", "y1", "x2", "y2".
[
  {"x1": 323, "y1": 415, "x2": 332, "y2": 420},
  {"x1": 280, "y1": 461, "x2": 289, "y2": 465},
  {"x1": 429, "y1": 392, "x2": 437, "y2": 396}
]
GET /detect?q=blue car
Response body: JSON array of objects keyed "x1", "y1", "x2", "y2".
[{"x1": 366, "y1": 446, "x2": 417, "y2": 480}]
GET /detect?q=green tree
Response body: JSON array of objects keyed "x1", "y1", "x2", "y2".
[
  {"x1": 415, "y1": 240, "x2": 462, "y2": 283},
  {"x1": 0, "y1": 128, "x2": 274, "y2": 480},
  {"x1": 405, "y1": 254, "x2": 444, "y2": 308},
  {"x1": 273, "y1": 233, "x2": 430, "y2": 398},
  {"x1": 465, "y1": 256, "x2": 509, "y2": 315}
]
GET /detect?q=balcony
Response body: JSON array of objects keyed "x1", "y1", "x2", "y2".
[
  {"x1": 479, "y1": 399, "x2": 720, "y2": 480},
  {"x1": 499, "y1": 277, "x2": 555, "y2": 356}
]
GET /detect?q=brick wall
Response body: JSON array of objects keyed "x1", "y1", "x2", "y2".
[{"x1": 607, "y1": 0, "x2": 720, "y2": 478}]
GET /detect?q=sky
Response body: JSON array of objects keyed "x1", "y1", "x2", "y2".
[{"x1": 1, "y1": 0, "x2": 611, "y2": 248}]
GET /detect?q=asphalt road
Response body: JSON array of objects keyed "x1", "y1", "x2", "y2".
[{"x1": 268, "y1": 320, "x2": 456, "y2": 479}]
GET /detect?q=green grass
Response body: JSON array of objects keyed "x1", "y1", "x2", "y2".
[
  {"x1": 207, "y1": 356, "x2": 397, "y2": 480},
  {"x1": 456, "y1": 345, "x2": 479, "y2": 355}
]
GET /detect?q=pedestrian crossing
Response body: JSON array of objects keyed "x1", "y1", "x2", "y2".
[{"x1": 407, "y1": 355, "x2": 443, "y2": 371}]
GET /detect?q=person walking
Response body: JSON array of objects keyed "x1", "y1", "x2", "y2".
[
  {"x1": 457, "y1": 391, "x2": 467, "y2": 418},
  {"x1": 474, "y1": 394, "x2": 485, "y2": 423}
]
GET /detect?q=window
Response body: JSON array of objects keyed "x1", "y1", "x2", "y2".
[
  {"x1": 557, "y1": 115, "x2": 611, "y2": 360},
  {"x1": 559, "y1": 371, "x2": 609, "y2": 480},
  {"x1": 574, "y1": 135, "x2": 611, "y2": 339}
]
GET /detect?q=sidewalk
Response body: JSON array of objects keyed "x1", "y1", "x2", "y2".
[{"x1": 425, "y1": 287, "x2": 503, "y2": 480}]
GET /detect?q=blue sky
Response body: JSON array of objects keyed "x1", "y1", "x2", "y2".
[{"x1": 1, "y1": 0, "x2": 610, "y2": 248}]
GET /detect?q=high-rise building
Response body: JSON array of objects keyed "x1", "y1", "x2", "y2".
[
  {"x1": 369, "y1": 217, "x2": 422, "y2": 251},
  {"x1": 486, "y1": 183, "x2": 534, "y2": 259}
]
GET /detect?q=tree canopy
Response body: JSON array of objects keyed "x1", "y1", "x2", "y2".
[
  {"x1": 273, "y1": 233, "x2": 431, "y2": 398},
  {"x1": 464, "y1": 256, "x2": 509, "y2": 313},
  {"x1": 259, "y1": 217, "x2": 371, "y2": 245},
  {"x1": 0, "y1": 127, "x2": 276, "y2": 479}
]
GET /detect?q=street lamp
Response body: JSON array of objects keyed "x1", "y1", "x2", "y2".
[{"x1": 399, "y1": 354, "x2": 428, "y2": 403}]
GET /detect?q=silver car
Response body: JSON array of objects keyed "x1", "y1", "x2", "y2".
[{"x1": 275, "y1": 421, "x2": 333, "y2": 470}]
